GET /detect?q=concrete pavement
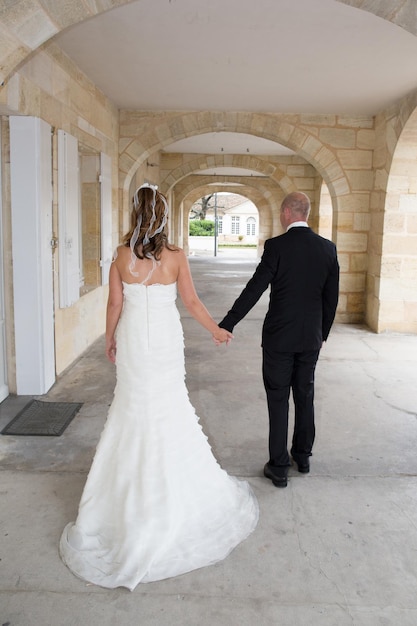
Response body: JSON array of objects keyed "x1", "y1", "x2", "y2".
[{"x1": 1, "y1": 251, "x2": 417, "y2": 626}]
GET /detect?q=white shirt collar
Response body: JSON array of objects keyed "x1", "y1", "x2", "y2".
[{"x1": 287, "y1": 221, "x2": 309, "y2": 231}]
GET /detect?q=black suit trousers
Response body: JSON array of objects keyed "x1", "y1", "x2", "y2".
[{"x1": 262, "y1": 347, "x2": 320, "y2": 468}]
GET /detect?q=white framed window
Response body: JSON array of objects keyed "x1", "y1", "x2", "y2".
[
  {"x1": 58, "y1": 132, "x2": 113, "y2": 303},
  {"x1": 58, "y1": 130, "x2": 80, "y2": 308},
  {"x1": 100, "y1": 152, "x2": 113, "y2": 286},
  {"x1": 246, "y1": 217, "x2": 256, "y2": 236},
  {"x1": 217, "y1": 216, "x2": 223, "y2": 234},
  {"x1": 231, "y1": 216, "x2": 240, "y2": 235}
]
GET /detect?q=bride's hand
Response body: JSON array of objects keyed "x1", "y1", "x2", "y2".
[
  {"x1": 106, "y1": 337, "x2": 117, "y2": 363},
  {"x1": 212, "y1": 327, "x2": 233, "y2": 346}
]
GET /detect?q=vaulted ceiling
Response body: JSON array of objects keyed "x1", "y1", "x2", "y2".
[{"x1": 51, "y1": 0, "x2": 417, "y2": 158}]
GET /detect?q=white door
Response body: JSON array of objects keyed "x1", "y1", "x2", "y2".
[
  {"x1": 0, "y1": 123, "x2": 9, "y2": 402},
  {"x1": 9, "y1": 116, "x2": 55, "y2": 395}
]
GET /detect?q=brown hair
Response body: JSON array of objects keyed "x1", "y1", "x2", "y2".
[{"x1": 122, "y1": 187, "x2": 175, "y2": 261}]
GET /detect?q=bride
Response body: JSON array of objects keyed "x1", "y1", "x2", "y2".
[{"x1": 59, "y1": 183, "x2": 259, "y2": 590}]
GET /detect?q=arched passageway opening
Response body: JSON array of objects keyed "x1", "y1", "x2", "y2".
[
  {"x1": 318, "y1": 182, "x2": 334, "y2": 241},
  {"x1": 188, "y1": 192, "x2": 260, "y2": 259},
  {"x1": 378, "y1": 109, "x2": 417, "y2": 332}
]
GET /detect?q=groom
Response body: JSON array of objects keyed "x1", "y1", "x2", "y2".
[{"x1": 219, "y1": 192, "x2": 339, "y2": 487}]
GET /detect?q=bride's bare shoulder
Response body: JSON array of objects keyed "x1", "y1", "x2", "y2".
[
  {"x1": 114, "y1": 243, "x2": 128, "y2": 255},
  {"x1": 112, "y1": 244, "x2": 129, "y2": 264}
]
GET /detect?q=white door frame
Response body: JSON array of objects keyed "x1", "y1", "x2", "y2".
[{"x1": 0, "y1": 122, "x2": 9, "y2": 402}]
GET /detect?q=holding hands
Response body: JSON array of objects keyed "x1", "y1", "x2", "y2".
[{"x1": 212, "y1": 326, "x2": 233, "y2": 346}]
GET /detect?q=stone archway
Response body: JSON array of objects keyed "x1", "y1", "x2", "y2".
[
  {"x1": 158, "y1": 153, "x2": 298, "y2": 250},
  {"x1": 172, "y1": 177, "x2": 281, "y2": 255},
  {"x1": 160, "y1": 153, "x2": 280, "y2": 189},
  {"x1": 318, "y1": 181, "x2": 333, "y2": 239},
  {"x1": 181, "y1": 184, "x2": 266, "y2": 257},
  {"x1": 120, "y1": 111, "x2": 369, "y2": 323},
  {"x1": 365, "y1": 89, "x2": 417, "y2": 332},
  {"x1": 377, "y1": 108, "x2": 417, "y2": 332},
  {"x1": 119, "y1": 111, "x2": 350, "y2": 231}
]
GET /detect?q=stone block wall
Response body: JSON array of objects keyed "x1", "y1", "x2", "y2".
[
  {"x1": 0, "y1": 42, "x2": 119, "y2": 385},
  {"x1": 120, "y1": 111, "x2": 378, "y2": 325}
]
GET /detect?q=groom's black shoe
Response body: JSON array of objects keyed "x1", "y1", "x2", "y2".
[
  {"x1": 264, "y1": 463, "x2": 288, "y2": 488},
  {"x1": 291, "y1": 457, "x2": 310, "y2": 474}
]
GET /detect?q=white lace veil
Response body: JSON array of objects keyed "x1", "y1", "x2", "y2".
[{"x1": 128, "y1": 183, "x2": 169, "y2": 277}]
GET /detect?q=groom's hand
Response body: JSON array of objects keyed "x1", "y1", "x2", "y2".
[{"x1": 212, "y1": 327, "x2": 233, "y2": 346}]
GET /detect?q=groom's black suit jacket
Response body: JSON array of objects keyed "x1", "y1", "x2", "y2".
[{"x1": 219, "y1": 227, "x2": 339, "y2": 352}]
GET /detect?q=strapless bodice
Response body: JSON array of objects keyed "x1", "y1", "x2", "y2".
[{"x1": 122, "y1": 281, "x2": 177, "y2": 307}]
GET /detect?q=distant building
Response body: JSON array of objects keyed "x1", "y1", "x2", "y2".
[{"x1": 193, "y1": 193, "x2": 259, "y2": 244}]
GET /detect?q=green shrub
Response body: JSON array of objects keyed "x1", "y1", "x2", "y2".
[{"x1": 189, "y1": 220, "x2": 215, "y2": 236}]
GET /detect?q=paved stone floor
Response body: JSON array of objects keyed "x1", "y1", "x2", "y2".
[{"x1": 1, "y1": 252, "x2": 417, "y2": 626}]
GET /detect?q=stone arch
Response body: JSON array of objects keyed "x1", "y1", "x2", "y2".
[
  {"x1": 159, "y1": 152, "x2": 335, "y2": 242},
  {"x1": 183, "y1": 184, "x2": 264, "y2": 256},
  {"x1": 182, "y1": 184, "x2": 267, "y2": 208},
  {"x1": 120, "y1": 111, "x2": 350, "y2": 231},
  {"x1": 158, "y1": 153, "x2": 296, "y2": 247},
  {"x1": 161, "y1": 154, "x2": 275, "y2": 188},
  {"x1": 377, "y1": 106, "x2": 417, "y2": 332},
  {"x1": 159, "y1": 153, "x2": 296, "y2": 196},
  {"x1": 171, "y1": 175, "x2": 283, "y2": 254},
  {"x1": 318, "y1": 181, "x2": 333, "y2": 240},
  {"x1": 121, "y1": 112, "x2": 376, "y2": 323},
  {"x1": 173, "y1": 174, "x2": 284, "y2": 220},
  {"x1": 364, "y1": 89, "x2": 417, "y2": 331}
]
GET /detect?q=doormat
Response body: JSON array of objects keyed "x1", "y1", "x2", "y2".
[{"x1": 1, "y1": 400, "x2": 83, "y2": 436}]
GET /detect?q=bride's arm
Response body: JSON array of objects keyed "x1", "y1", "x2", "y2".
[
  {"x1": 106, "y1": 261, "x2": 123, "y2": 362},
  {"x1": 176, "y1": 249, "x2": 233, "y2": 345}
]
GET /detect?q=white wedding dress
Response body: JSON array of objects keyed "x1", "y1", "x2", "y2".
[{"x1": 59, "y1": 281, "x2": 258, "y2": 590}]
